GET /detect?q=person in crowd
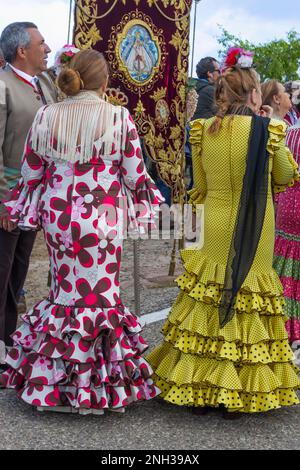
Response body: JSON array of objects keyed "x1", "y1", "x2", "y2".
[
  {"x1": 0, "y1": 47, "x2": 5, "y2": 68},
  {"x1": 186, "y1": 57, "x2": 219, "y2": 232},
  {"x1": 185, "y1": 87, "x2": 199, "y2": 242},
  {"x1": 148, "y1": 48, "x2": 300, "y2": 417},
  {"x1": 193, "y1": 56, "x2": 219, "y2": 120},
  {"x1": 46, "y1": 44, "x2": 80, "y2": 101},
  {"x1": 0, "y1": 22, "x2": 57, "y2": 371},
  {"x1": 273, "y1": 118, "x2": 300, "y2": 344},
  {"x1": 262, "y1": 80, "x2": 300, "y2": 342},
  {"x1": 185, "y1": 87, "x2": 199, "y2": 191},
  {"x1": 261, "y1": 79, "x2": 292, "y2": 121},
  {"x1": 283, "y1": 81, "x2": 300, "y2": 127},
  {"x1": 0, "y1": 49, "x2": 163, "y2": 415}
]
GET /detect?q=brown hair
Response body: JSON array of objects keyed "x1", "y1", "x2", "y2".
[
  {"x1": 261, "y1": 79, "x2": 280, "y2": 107},
  {"x1": 208, "y1": 66, "x2": 260, "y2": 134},
  {"x1": 57, "y1": 49, "x2": 109, "y2": 96}
]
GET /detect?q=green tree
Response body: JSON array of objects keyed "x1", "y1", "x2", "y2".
[{"x1": 217, "y1": 27, "x2": 300, "y2": 82}]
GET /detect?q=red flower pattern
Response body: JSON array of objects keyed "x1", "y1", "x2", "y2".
[
  {"x1": 76, "y1": 277, "x2": 111, "y2": 308},
  {"x1": 75, "y1": 182, "x2": 102, "y2": 219},
  {"x1": 55, "y1": 264, "x2": 72, "y2": 296},
  {"x1": 71, "y1": 222, "x2": 99, "y2": 268},
  {"x1": 98, "y1": 229, "x2": 116, "y2": 265},
  {"x1": 106, "y1": 247, "x2": 122, "y2": 287},
  {"x1": 1, "y1": 107, "x2": 163, "y2": 411},
  {"x1": 97, "y1": 181, "x2": 121, "y2": 226},
  {"x1": 74, "y1": 155, "x2": 105, "y2": 182},
  {"x1": 50, "y1": 184, "x2": 73, "y2": 231},
  {"x1": 46, "y1": 232, "x2": 74, "y2": 260}
]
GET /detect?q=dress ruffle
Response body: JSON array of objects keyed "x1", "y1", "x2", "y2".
[
  {"x1": 149, "y1": 345, "x2": 299, "y2": 391},
  {"x1": 122, "y1": 174, "x2": 164, "y2": 235},
  {"x1": 163, "y1": 321, "x2": 293, "y2": 364},
  {"x1": 286, "y1": 318, "x2": 300, "y2": 344},
  {"x1": 147, "y1": 250, "x2": 300, "y2": 413},
  {"x1": 275, "y1": 232, "x2": 300, "y2": 264},
  {"x1": 153, "y1": 377, "x2": 299, "y2": 413},
  {"x1": 0, "y1": 299, "x2": 160, "y2": 410},
  {"x1": 189, "y1": 118, "x2": 205, "y2": 147},
  {"x1": 3, "y1": 178, "x2": 43, "y2": 230},
  {"x1": 180, "y1": 249, "x2": 283, "y2": 295},
  {"x1": 187, "y1": 187, "x2": 206, "y2": 210},
  {"x1": 274, "y1": 232, "x2": 300, "y2": 341},
  {"x1": 267, "y1": 119, "x2": 300, "y2": 194},
  {"x1": 167, "y1": 293, "x2": 288, "y2": 343}
]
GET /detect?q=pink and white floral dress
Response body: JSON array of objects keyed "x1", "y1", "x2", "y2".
[{"x1": 0, "y1": 97, "x2": 163, "y2": 411}]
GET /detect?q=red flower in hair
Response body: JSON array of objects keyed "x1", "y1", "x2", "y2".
[
  {"x1": 223, "y1": 47, "x2": 254, "y2": 71},
  {"x1": 225, "y1": 47, "x2": 244, "y2": 68}
]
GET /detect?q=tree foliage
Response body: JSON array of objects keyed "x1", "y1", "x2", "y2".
[{"x1": 217, "y1": 27, "x2": 300, "y2": 82}]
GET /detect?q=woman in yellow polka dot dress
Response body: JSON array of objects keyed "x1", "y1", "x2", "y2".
[{"x1": 147, "y1": 49, "x2": 300, "y2": 416}]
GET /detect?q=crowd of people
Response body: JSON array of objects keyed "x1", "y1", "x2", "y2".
[{"x1": 0, "y1": 21, "x2": 300, "y2": 419}]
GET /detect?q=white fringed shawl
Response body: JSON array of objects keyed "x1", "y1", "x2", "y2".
[{"x1": 31, "y1": 91, "x2": 127, "y2": 163}]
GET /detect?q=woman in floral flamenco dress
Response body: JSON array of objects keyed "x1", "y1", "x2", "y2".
[
  {"x1": 148, "y1": 48, "x2": 300, "y2": 417},
  {"x1": 0, "y1": 50, "x2": 163, "y2": 414},
  {"x1": 273, "y1": 122, "x2": 300, "y2": 343}
]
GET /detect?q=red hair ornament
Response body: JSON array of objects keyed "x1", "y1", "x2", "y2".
[{"x1": 223, "y1": 47, "x2": 254, "y2": 71}]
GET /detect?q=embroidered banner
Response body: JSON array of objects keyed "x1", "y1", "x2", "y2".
[{"x1": 74, "y1": 0, "x2": 192, "y2": 201}]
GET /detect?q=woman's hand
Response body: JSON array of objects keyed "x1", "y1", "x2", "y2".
[
  {"x1": 0, "y1": 214, "x2": 17, "y2": 232},
  {"x1": 259, "y1": 105, "x2": 273, "y2": 118}
]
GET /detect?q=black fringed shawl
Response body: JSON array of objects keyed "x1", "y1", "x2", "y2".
[{"x1": 219, "y1": 114, "x2": 271, "y2": 328}]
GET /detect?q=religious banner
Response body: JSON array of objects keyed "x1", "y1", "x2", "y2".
[{"x1": 74, "y1": 0, "x2": 192, "y2": 202}]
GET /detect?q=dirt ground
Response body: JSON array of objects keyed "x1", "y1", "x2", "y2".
[{"x1": 24, "y1": 231, "x2": 183, "y2": 316}]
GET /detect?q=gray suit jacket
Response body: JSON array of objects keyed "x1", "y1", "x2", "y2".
[{"x1": 0, "y1": 65, "x2": 57, "y2": 211}]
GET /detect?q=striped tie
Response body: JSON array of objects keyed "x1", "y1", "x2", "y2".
[{"x1": 34, "y1": 78, "x2": 47, "y2": 105}]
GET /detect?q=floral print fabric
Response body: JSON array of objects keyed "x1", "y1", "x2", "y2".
[{"x1": 0, "y1": 107, "x2": 163, "y2": 410}]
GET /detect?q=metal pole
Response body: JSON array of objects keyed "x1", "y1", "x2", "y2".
[
  {"x1": 168, "y1": 238, "x2": 177, "y2": 277},
  {"x1": 67, "y1": 0, "x2": 73, "y2": 44},
  {"x1": 133, "y1": 240, "x2": 141, "y2": 316},
  {"x1": 191, "y1": 0, "x2": 201, "y2": 77}
]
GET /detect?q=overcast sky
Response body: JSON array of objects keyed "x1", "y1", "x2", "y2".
[{"x1": 0, "y1": 0, "x2": 299, "y2": 76}]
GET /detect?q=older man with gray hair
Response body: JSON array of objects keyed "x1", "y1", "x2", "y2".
[{"x1": 0, "y1": 22, "x2": 57, "y2": 370}]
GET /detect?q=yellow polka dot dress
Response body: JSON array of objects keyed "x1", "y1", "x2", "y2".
[{"x1": 147, "y1": 116, "x2": 300, "y2": 413}]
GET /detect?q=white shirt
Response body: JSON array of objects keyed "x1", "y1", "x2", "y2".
[{"x1": 9, "y1": 64, "x2": 38, "y2": 90}]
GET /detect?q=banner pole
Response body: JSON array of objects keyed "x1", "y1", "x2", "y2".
[
  {"x1": 133, "y1": 239, "x2": 141, "y2": 316},
  {"x1": 67, "y1": 0, "x2": 73, "y2": 44},
  {"x1": 190, "y1": 0, "x2": 202, "y2": 77}
]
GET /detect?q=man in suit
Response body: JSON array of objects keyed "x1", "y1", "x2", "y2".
[{"x1": 0, "y1": 22, "x2": 57, "y2": 369}]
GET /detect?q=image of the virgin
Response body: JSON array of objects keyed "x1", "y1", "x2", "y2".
[{"x1": 126, "y1": 30, "x2": 154, "y2": 75}]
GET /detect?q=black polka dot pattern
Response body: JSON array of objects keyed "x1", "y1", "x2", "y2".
[{"x1": 147, "y1": 119, "x2": 300, "y2": 413}]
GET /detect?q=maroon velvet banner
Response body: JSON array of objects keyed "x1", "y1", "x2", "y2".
[{"x1": 74, "y1": 0, "x2": 192, "y2": 199}]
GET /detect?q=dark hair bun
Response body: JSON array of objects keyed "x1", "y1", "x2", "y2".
[{"x1": 57, "y1": 68, "x2": 81, "y2": 96}]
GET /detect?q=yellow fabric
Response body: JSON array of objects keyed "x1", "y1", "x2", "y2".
[{"x1": 148, "y1": 116, "x2": 300, "y2": 413}]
